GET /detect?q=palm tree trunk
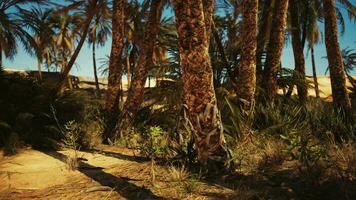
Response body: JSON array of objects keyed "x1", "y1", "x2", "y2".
[
  {"x1": 172, "y1": 0, "x2": 230, "y2": 171},
  {"x1": 37, "y1": 58, "x2": 43, "y2": 81},
  {"x1": 104, "y1": 0, "x2": 125, "y2": 140},
  {"x1": 290, "y1": 0, "x2": 307, "y2": 103},
  {"x1": 211, "y1": 21, "x2": 237, "y2": 85},
  {"x1": 126, "y1": 49, "x2": 131, "y2": 88},
  {"x1": 262, "y1": 0, "x2": 289, "y2": 102},
  {"x1": 0, "y1": 44, "x2": 3, "y2": 68},
  {"x1": 324, "y1": 0, "x2": 351, "y2": 109},
  {"x1": 55, "y1": 0, "x2": 98, "y2": 94},
  {"x1": 256, "y1": 0, "x2": 274, "y2": 74},
  {"x1": 113, "y1": 0, "x2": 164, "y2": 139},
  {"x1": 92, "y1": 43, "x2": 100, "y2": 95},
  {"x1": 311, "y1": 46, "x2": 320, "y2": 98},
  {"x1": 236, "y1": 0, "x2": 258, "y2": 109}
]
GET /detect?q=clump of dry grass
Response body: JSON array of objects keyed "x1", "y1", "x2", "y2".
[
  {"x1": 233, "y1": 136, "x2": 286, "y2": 173},
  {"x1": 326, "y1": 142, "x2": 355, "y2": 181},
  {"x1": 168, "y1": 165, "x2": 190, "y2": 182}
]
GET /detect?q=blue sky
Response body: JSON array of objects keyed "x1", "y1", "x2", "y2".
[{"x1": 3, "y1": 1, "x2": 356, "y2": 77}]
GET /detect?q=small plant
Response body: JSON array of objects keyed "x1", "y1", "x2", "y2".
[
  {"x1": 62, "y1": 120, "x2": 81, "y2": 170},
  {"x1": 141, "y1": 126, "x2": 168, "y2": 185},
  {"x1": 168, "y1": 165, "x2": 190, "y2": 182}
]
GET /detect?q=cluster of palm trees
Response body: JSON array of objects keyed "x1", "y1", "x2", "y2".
[
  {"x1": 0, "y1": 0, "x2": 111, "y2": 91},
  {"x1": 1, "y1": 0, "x2": 355, "y2": 170}
]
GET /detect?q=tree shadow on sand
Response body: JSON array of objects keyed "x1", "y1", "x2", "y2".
[
  {"x1": 42, "y1": 151, "x2": 166, "y2": 200},
  {"x1": 84, "y1": 149, "x2": 150, "y2": 163}
]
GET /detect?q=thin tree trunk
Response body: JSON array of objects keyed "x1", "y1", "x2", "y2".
[
  {"x1": 256, "y1": 0, "x2": 274, "y2": 74},
  {"x1": 311, "y1": 46, "x2": 320, "y2": 98},
  {"x1": 172, "y1": 0, "x2": 230, "y2": 171},
  {"x1": 92, "y1": 43, "x2": 100, "y2": 95},
  {"x1": 289, "y1": 0, "x2": 307, "y2": 103},
  {"x1": 126, "y1": 49, "x2": 131, "y2": 88},
  {"x1": 236, "y1": 0, "x2": 258, "y2": 110},
  {"x1": 324, "y1": 0, "x2": 351, "y2": 109},
  {"x1": 104, "y1": 0, "x2": 125, "y2": 140},
  {"x1": 37, "y1": 58, "x2": 43, "y2": 81},
  {"x1": 113, "y1": 0, "x2": 164, "y2": 139},
  {"x1": 0, "y1": 44, "x2": 3, "y2": 68},
  {"x1": 55, "y1": 0, "x2": 98, "y2": 94},
  {"x1": 262, "y1": 0, "x2": 289, "y2": 102},
  {"x1": 211, "y1": 21, "x2": 237, "y2": 85}
]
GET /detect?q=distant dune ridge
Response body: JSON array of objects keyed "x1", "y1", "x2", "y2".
[{"x1": 3, "y1": 68, "x2": 355, "y2": 100}]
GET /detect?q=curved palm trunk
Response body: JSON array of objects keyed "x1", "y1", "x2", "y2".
[
  {"x1": 172, "y1": 0, "x2": 230, "y2": 171},
  {"x1": 55, "y1": 0, "x2": 98, "y2": 94},
  {"x1": 262, "y1": 0, "x2": 289, "y2": 102},
  {"x1": 236, "y1": 0, "x2": 258, "y2": 109},
  {"x1": 324, "y1": 0, "x2": 351, "y2": 109},
  {"x1": 289, "y1": 0, "x2": 307, "y2": 103},
  {"x1": 104, "y1": 0, "x2": 125, "y2": 140},
  {"x1": 112, "y1": 0, "x2": 164, "y2": 139},
  {"x1": 311, "y1": 46, "x2": 320, "y2": 98},
  {"x1": 92, "y1": 43, "x2": 100, "y2": 95}
]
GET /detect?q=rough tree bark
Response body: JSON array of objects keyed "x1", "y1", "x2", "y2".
[
  {"x1": 324, "y1": 0, "x2": 351, "y2": 109},
  {"x1": 262, "y1": 0, "x2": 289, "y2": 102},
  {"x1": 289, "y1": 0, "x2": 307, "y2": 103},
  {"x1": 236, "y1": 0, "x2": 258, "y2": 109},
  {"x1": 104, "y1": 0, "x2": 125, "y2": 140},
  {"x1": 172, "y1": 0, "x2": 230, "y2": 171},
  {"x1": 112, "y1": 0, "x2": 164, "y2": 139},
  {"x1": 256, "y1": 0, "x2": 274, "y2": 74}
]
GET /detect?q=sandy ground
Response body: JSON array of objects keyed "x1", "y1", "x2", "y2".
[{"x1": 0, "y1": 146, "x2": 236, "y2": 200}]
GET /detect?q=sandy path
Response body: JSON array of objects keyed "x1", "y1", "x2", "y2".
[
  {"x1": 0, "y1": 147, "x2": 163, "y2": 199},
  {"x1": 0, "y1": 146, "x2": 235, "y2": 200}
]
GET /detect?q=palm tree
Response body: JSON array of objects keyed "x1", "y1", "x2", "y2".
[
  {"x1": 0, "y1": 0, "x2": 42, "y2": 68},
  {"x1": 289, "y1": 0, "x2": 307, "y2": 103},
  {"x1": 18, "y1": 7, "x2": 54, "y2": 81},
  {"x1": 88, "y1": 0, "x2": 111, "y2": 95},
  {"x1": 112, "y1": 0, "x2": 165, "y2": 139},
  {"x1": 236, "y1": 0, "x2": 258, "y2": 110},
  {"x1": 256, "y1": 0, "x2": 274, "y2": 74},
  {"x1": 306, "y1": 6, "x2": 322, "y2": 98},
  {"x1": 262, "y1": 0, "x2": 289, "y2": 102},
  {"x1": 105, "y1": 0, "x2": 125, "y2": 140},
  {"x1": 55, "y1": 0, "x2": 99, "y2": 94},
  {"x1": 172, "y1": 0, "x2": 230, "y2": 171},
  {"x1": 323, "y1": 0, "x2": 351, "y2": 109}
]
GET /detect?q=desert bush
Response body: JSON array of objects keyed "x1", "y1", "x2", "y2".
[{"x1": 141, "y1": 126, "x2": 169, "y2": 159}]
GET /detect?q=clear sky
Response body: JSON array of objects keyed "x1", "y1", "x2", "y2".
[{"x1": 3, "y1": 1, "x2": 356, "y2": 77}]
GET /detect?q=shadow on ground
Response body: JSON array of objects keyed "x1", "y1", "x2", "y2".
[{"x1": 43, "y1": 151, "x2": 165, "y2": 200}]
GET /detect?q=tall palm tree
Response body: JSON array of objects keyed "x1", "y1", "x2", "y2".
[
  {"x1": 0, "y1": 0, "x2": 42, "y2": 68},
  {"x1": 55, "y1": 0, "x2": 99, "y2": 94},
  {"x1": 262, "y1": 0, "x2": 289, "y2": 102},
  {"x1": 306, "y1": 3, "x2": 322, "y2": 98},
  {"x1": 88, "y1": 0, "x2": 111, "y2": 94},
  {"x1": 289, "y1": 0, "x2": 307, "y2": 103},
  {"x1": 105, "y1": 0, "x2": 125, "y2": 140},
  {"x1": 172, "y1": 0, "x2": 230, "y2": 171},
  {"x1": 112, "y1": 0, "x2": 165, "y2": 139},
  {"x1": 323, "y1": 0, "x2": 351, "y2": 109},
  {"x1": 18, "y1": 7, "x2": 54, "y2": 81},
  {"x1": 236, "y1": 0, "x2": 258, "y2": 109},
  {"x1": 256, "y1": 0, "x2": 274, "y2": 74}
]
